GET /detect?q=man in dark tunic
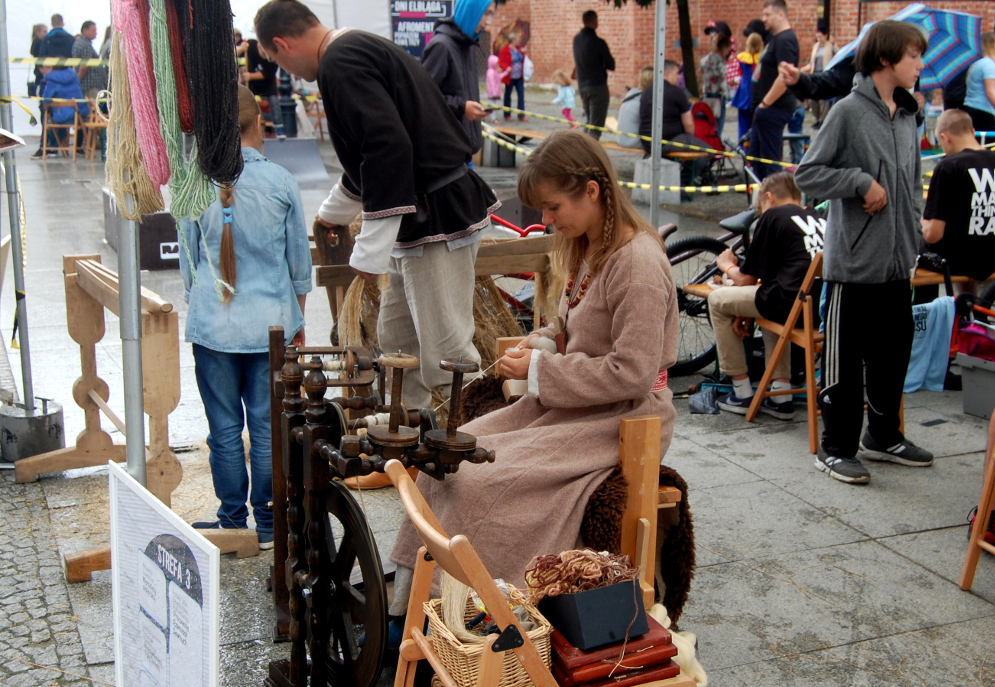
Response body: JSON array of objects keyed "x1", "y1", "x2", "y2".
[{"x1": 255, "y1": 0, "x2": 498, "y2": 412}]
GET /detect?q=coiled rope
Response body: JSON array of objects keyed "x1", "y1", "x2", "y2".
[
  {"x1": 148, "y1": 0, "x2": 213, "y2": 218},
  {"x1": 114, "y1": 0, "x2": 170, "y2": 187},
  {"x1": 105, "y1": 30, "x2": 164, "y2": 219},
  {"x1": 185, "y1": 0, "x2": 243, "y2": 184}
]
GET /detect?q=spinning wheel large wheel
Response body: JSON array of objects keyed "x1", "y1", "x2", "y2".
[{"x1": 322, "y1": 479, "x2": 387, "y2": 687}]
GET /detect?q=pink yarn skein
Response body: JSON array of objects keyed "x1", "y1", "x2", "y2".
[{"x1": 113, "y1": 0, "x2": 170, "y2": 187}]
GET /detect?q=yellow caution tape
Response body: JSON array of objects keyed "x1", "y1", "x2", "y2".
[
  {"x1": 482, "y1": 129, "x2": 757, "y2": 194},
  {"x1": 491, "y1": 104, "x2": 797, "y2": 169},
  {"x1": 10, "y1": 57, "x2": 107, "y2": 67}
]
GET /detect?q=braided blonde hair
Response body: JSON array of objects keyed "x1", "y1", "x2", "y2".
[
  {"x1": 517, "y1": 130, "x2": 662, "y2": 276},
  {"x1": 216, "y1": 86, "x2": 261, "y2": 304}
]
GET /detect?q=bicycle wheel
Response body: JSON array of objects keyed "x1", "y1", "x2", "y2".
[{"x1": 666, "y1": 236, "x2": 729, "y2": 377}]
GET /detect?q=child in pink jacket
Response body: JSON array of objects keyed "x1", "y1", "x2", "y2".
[{"x1": 486, "y1": 54, "x2": 507, "y2": 121}]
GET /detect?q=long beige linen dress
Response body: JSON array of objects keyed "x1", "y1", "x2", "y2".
[{"x1": 390, "y1": 231, "x2": 679, "y2": 586}]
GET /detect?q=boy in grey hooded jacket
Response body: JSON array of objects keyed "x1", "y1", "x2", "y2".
[{"x1": 795, "y1": 20, "x2": 934, "y2": 484}]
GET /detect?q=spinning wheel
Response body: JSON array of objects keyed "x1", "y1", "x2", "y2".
[
  {"x1": 323, "y1": 480, "x2": 386, "y2": 687},
  {"x1": 268, "y1": 347, "x2": 494, "y2": 687}
]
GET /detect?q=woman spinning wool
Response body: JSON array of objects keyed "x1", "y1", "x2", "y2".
[{"x1": 390, "y1": 130, "x2": 679, "y2": 609}]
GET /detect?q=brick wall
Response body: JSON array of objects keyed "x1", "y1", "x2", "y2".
[
  {"x1": 831, "y1": 0, "x2": 995, "y2": 44},
  {"x1": 490, "y1": 0, "x2": 995, "y2": 97}
]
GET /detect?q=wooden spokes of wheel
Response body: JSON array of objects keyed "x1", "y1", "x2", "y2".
[{"x1": 322, "y1": 480, "x2": 387, "y2": 687}]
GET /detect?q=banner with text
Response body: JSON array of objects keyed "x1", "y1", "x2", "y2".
[
  {"x1": 391, "y1": 0, "x2": 452, "y2": 58},
  {"x1": 110, "y1": 462, "x2": 220, "y2": 687}
]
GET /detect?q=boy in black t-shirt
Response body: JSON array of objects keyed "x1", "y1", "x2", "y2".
[
  {"x1": 710, "y1": 172, "x2": 825, "y2": 418},
  {"x1": 749, "y1": 0, "x2": 799, "y2": 180},
  {"x1": 923, "y1": 108, "x2": 995, "y2": 282}
]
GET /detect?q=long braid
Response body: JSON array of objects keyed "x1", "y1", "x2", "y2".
[
  {"x1": 218, "y1": 184, "x2": 236, "y2": 303},
  {"x1": 567, "y1": 166, "x2": 615, "y2": 271}
]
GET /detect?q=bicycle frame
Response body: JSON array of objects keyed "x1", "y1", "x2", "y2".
[{"x1": 489, "y1": 214, "x2": 547, "y2": 237}]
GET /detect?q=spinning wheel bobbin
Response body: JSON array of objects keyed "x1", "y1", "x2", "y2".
[
  {"x1": 366, "y1": 353, "x2": 420, "y2": 448},
  {"x1": 425, "y1": 357, "x2": 479, "y2": 454}
]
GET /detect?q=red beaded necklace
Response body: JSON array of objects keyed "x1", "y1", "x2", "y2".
[{"x1": 564, "y1": 269, "x2": 591, "y2": 309}]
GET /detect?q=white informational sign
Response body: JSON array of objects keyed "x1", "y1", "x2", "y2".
[{"x1": 109, "y1": 461, "x2": 220, "y2": 687}]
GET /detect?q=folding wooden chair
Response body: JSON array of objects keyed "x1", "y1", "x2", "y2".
[
  {"x1": 744, "y1": 252, "x2": 904, "y2": 454},
  {"x1": 41, "y1": 100, "x2": 81, "y2": 161},
  {"x1": 386, "y1": 459, "x2": 693, "y2": 687},
  {"x1": 80, "y1": 104, "x2": 107, "y2": 162},
  {"x1": 745, "y1": 253, "x2": 824, "y2": 454},
  {"x1": 960, "y1": 447, "x2": 995, "y2": 591}
]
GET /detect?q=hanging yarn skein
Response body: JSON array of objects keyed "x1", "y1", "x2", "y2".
[
  {"x1": 185, "y1": 0, "x2": 243, "y2": 185},
  {"x1": 148, "y1": 0, "x2": 214, "y2": 218},
  {"x1": 113, "y1": 0, "x2": 171, "y2": 187},
  {"x1": 164, "y1": 0, "x2": 194, "y2": 133},
  {"x1": 105, "y1": 30, "x2": 165, "y2": 219}
]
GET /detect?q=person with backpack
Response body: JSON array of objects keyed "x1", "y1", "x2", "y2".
[
  {"x1": 32, "y1": 65, "x2": 89, "y2": 159},
  {"x1": 732, "y1": 32, "x2": 764, "y2": 143}
]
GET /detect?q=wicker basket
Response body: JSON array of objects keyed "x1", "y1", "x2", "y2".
[{"x1": 424, "y1": 592, "x2": 553, "y2": 687}]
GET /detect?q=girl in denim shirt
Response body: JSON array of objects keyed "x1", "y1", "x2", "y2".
[{"x1": 179, "y1": 85, "x2": 312, "y2": 548}]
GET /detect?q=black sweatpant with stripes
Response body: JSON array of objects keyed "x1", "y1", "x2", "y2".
[{"x1": 819, "y1": 280, "x2": 913, "y2": 458}]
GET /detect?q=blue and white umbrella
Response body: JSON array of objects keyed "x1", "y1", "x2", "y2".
[{"x1": 826, "y1": 3, "x2": 982, "y2": 90}]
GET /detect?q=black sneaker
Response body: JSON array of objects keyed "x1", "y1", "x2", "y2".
[
  {"x1": 716, "y1": 391, "x2": 753, "y2": 415},
  {"x1": 758, "y1": 396, "x2": 794, "y2": 420},
  {"x1": 30, "y1": 149, "x2": 44, "y2": 160},
  {"x1": 816, "y1": 447, "x2": 870, "y2": 484},
  {"x1": 858, "y1": 430, "x2": 934, "y2": 467}
]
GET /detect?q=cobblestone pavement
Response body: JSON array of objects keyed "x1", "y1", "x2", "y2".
[{"x1": 0, "y1": 472, "x2": 103, "y2": 687}]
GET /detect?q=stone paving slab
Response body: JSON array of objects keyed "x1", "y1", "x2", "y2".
[
  {"x1": 684, "y1": 540, "x2": 995, "y2": 672},
  {"x1": 663, "y1": 434, "x2": 763, "y2": 492},
  {"x1": 690, "y1": 480, "x2": 868, "y2": 567},
  {"x1": 877, "y1": 527, "x2": 995, "y2": 605},
  {"x1": 710, "y1": 614, "x2": 995, "y2": 686}
]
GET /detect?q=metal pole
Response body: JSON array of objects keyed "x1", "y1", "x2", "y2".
[
  {"x1": 649, "y1": 0, "x2": 667, "y2": 230},
  {"x1": 119, "y1": 189, "x2": 146, "y2": 486},
  {"x1": 0, "y1": 0, "x2": 35, "y2": 410}
]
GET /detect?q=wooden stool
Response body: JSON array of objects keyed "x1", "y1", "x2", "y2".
[{"x1": 960, "y1": 447, "x2": 995, "y2": 591}]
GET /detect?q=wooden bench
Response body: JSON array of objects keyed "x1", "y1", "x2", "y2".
[
  {"x1": 911, "y1": 268, "x2": 995, "y2": 288},
  {"x1": 315, "y1": 234, "x2": 558, "y2": 324},
  {"x1": 666, "y1": 151, "x2": 711, "y2": 162}
]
